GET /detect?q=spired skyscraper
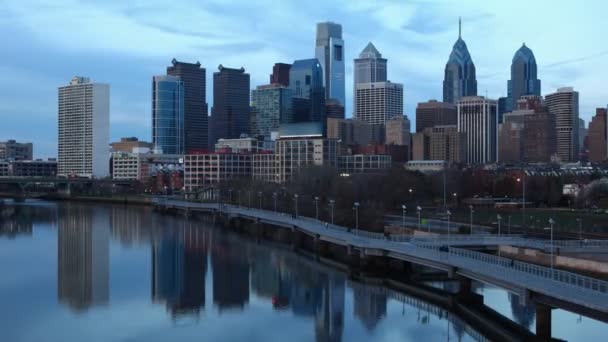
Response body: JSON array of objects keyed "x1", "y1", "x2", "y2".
[
  {"x1": 315, "y1": 22, "x2": 345, "y2": 107},
  {"x1": 354, "y1": 42, "x2": 387, "y2": 117},
  {"x1": 443, "y1": 18, "x2": 477, "y2": 104},
  {"x1": 507, "y1": 44, "x2": 541, "y2": 112}
]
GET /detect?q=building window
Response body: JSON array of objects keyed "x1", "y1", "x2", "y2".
[
  {"x1": 305, "y1": 75, "x2": 311, "y2": 85},
  {"x1": 334, "y1": 45, "x2": 343, "y2": 61}
]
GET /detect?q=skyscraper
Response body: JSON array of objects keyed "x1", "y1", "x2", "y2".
[
  {"x1": 507, "y1": 44, "x2": 541, "y2": 112},
  {"x1": 209, "y1": 65, "x2": 251, "y2": 147},
  {"x1": 588, "y1": 108, "x2": 608, "y2": 162},
  {"x1": 354, "y1": 42, "x2": 387, "y2": 116},
  {"x1": 152, "y1": 75, "x2": 185, "y2": 154},
  {"x1": 443, "y1": 18, "x2": 477, "y2": 104},
  {"x1": 457, "y1": 96, "x2": 497, "y2": 164},
  {"x1": 167, "y1": 59, "x2": 208, "y2": 152},
  {"x1": 58, "y1": 76, "x2": 109, "y2": 178},
  {"x1": 355, "y1": 81, "x2": 403, "y2": 125},
  {"x1": 289, "y1": 59, "x2": 325, "y2": 123},
  {"x1": 315, "y1": 22, "x2": 345, "y2": 106},
  {"x1": 270, "y1": 63, "x2": 291, "y2": 87},
  {"x1": 546, "y1": 87, "x2": 579, "y2": 162},
  {"x1": 415, "y1": 100, "x2": 457, "y2": 132},
  {"x1": 251, "y1": 84, "x2": 293, "y2": 140}
]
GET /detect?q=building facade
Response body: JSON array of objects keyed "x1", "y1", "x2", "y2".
[
  {"x1": 523, "y1": 110, "x2": 556, "y2": 163},
  {"x1": 415, "y1": 100, "x2": 457, "y2": 132},
  {"x1": 326, "y1": 118, "x2": 384, "y2": 146},
  {"x1": 166, "y1": 59, "x2": 209, "y2": 151},
  {"x1": 354, "y1": 42, "x2": 387, "y2": 116},
  {"x1": 457, "y1": 96, "x2": 497, "y2": 164},
  {"x1": 546, "y1": 87, "x2": 579, "y2": 162},
  {"x1": 498, "y1": 111, "x2": 527, "y2": 164},
  {"x1": 58, "y1": 76, "x2": 110, "y2": 178},
  {"x1": 428, "y1": 125, "x2": 466, "y2": 163},
  {"x1": 270, "y1": 63, "x2": 291, "y2": 87},
  {"x1": 251, "y1": 84, "x2": 293, "y2": 140},
  {"x1": 315, "y1": 22, "x2": 345, "y2": 106},
  {"x1": 209, "y1": 65, "x2": 251, "y2": 147},
  {"x1": 9, "y1": 159, "x2": 57, "y2": 177},
  {"x1": 338, "y1": 154, "x2": 391, "y2": 174},
  {"x1": 215, "y1": 137, "x2": 270, "y2": 154},
  {"x1": 152, "y1": 75, "x2": 185, "y2": 154},
  {"x1": 385, "y1": 116, "x2": 411, "y2": 146},
  {"x1": 184, "y1": 153, "x2": 252, "y2": 190},
  {"x1": 112, "y1": 152, "x2": 182, "y2": 182},
  {"x1": 110, "y1": 137, "x2": 153, "y2": 153},
  {"x1": 443, "y1": 19, "x2": 477, "y2": 104},
  {"x1": 252, "y1": 153, "x2": 278, "y2": 183},
  {"x1": 289, "y1": 59, "x2": 325, "y2": 123},
  {"x1": 275, "y1": 138, "x2": 340, "y2": 183},
  {"x1": 507, "y1": 44, "x2": 541, "y2": 113},
  {"x1": 355, "y1": 81, "x2": 403, "y2": 125},
  {"x1": 588, "y1": 108, "x2": 608, "y2": 162},
  {"x1": 0, "y1": 140, "x2": 33, "y2": 161}
]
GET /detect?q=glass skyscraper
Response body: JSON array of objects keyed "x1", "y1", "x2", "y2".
[
  {"x1": 507, "y1": 43, "x2": 541, "y2": 112},
  {"x1": 315, "y1": 22, "x2": 345, "y2": 106},
  {"x1": 443, "y1": 18, "x2": 477, "y2": 104},
  {"x1": 152, "y1": 75, "x2": 185, "y2": 154},
  {"x1": 289, "y1": 59, "x2": 325, "y2": 123},
  {"x1": 251, "y1": 84, "x2": 293, "y2": 140}
]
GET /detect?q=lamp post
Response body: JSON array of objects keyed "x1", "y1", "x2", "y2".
[
  {"x1": 546, "y1": 218, "x2": 555, "y2": 276},
  {"x1": 353, "y1": 202, "x2": 360, "y2": 230},
  {"x1": 469, "y1": 205, "x2": 474, "y2": 235},
  {"x1": 248, "y1": 190, "x2": 252, "y2": 208},
  {"x1": 577, "y1": 218, "x2": 582, "y2": 240},
  {"x1": 294, "y1": 194, "x2": 299, "y2": 218},
  {"x1": 314, "y1": 196, "x2": 319, "y2": 220},
  {"x1": 273, "y1": 192, "x2": 278, "y2": 212},
  {"x1": 401, "y1": 205, "x2": 407, "y2": 236},
  {"x1": 517, "y1": 174, "x2": 526, "y2": 231},
  {"x1": 508, "y1": 215, "x2": 511, "y2": 235},
  {"x1": 237, "y1": 190, "x2": 241, "y2": 207},
  {"x1": 228, "y1": 189, "x2": 233, "y2": 205},
  {"x1": 446, "y1": 210, "x2": 451, "y2": 241},
  {"x1": 416, "y1": 206, "x2": 422, "y2": 231},
  {"x1": 452, "y1": 192, "x2": 457, "y2": 207},
  {"x1": 497, "y1": 214, "x2": 502, "y2": 237},
  {"x1": 329, "y1": 199, "x2": 335, "y2": 224},
  {"x1": 258, "y1": 191, "x2": 263, "y2": 209}
]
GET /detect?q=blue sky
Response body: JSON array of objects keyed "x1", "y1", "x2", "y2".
[{"x1": 1, "y1": 0, "x2": 607, "y2": 158}]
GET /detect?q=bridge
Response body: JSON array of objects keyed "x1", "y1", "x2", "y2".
[{"x1": 155, "y1": 198, "x2": 608, "y2": 340}]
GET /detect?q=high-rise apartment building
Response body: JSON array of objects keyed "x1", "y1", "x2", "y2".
[
  {"x1": 498, "y1": 111, "x2": 527, "y2": 164},
  {"x1": 546, "y1": 87, "x2": 579, "y2": 162},
  {"x1": 428, "y1": 126, "x2": 466, "y2": 163},
  {"x1": 385, "y1": 116, "x2": 411, "y2": 146},
  {"x1": 315, "y1": 22, "x2": 345, "y2": 106},
  {"x1": 209, "y1": 65, "x2": 251, "y2": 147},
  {"x1": 588, "y1": 108, "x2": 608, "y2": 162},
  {"x1": 457, "y1": 96, "x2": 497, "y2": 164},
  {"x1": 289, "y1": 59, "x2": 325, "y2": 123},
  {"x1": 0, "y1": 140, "x2": 33, "y2": 161},
  {"x1": 443, "y1": 19, "x2": 477, "y2": 104},
  {"x1": 415, "y1": 100, "x2": 457, "y2": 132},
  {"x1": 251, "y1": 84, "x2": 293, "y2": 140},
  {"x1": 166, "y1": 59, "x2": 208, "y2": 151},
  {"x1": 355, "y1": 82, "x2": 403, "y2": 125},
  {"x1": 58, "y1": 76, "x2": 109, "y2": 178},
  {"x1": 152, "y1": 75, "x2": 185, "y2": 155},
  {"x1": 354, "y1": 42, "x2": 387, "y2": 115},
  {"x1": 269, "y1": 63, "x2": 291, "y2": 87},
  {"x1": 507, "y1": 44, "x2": 541, "y2": 112}
]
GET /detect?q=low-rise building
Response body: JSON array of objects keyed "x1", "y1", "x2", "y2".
[
  {"x1": 252, "y1": 153, "x2": 278, "y2": 183},
  {"x1": 0, "y1": 140, "x2": 33, "y2": 161},
  {"x1": 0, "y1": 161, "x2": 10, "y2": 176},
  {"x1": 9, "y1": 159, "x2": 57, "y2": 177},
  {"x1": 338, "y1": 154, "x2": 391, "y2": 174},
  {"x1": 275, "y1": 138, "x2": 340, "y2": 182},
  {"x1": 111, "y1": 152, "x2": 182, "y2": 181},
  {"x1": 215, "y1": 136, "x2": 272, "y2": 153},
  {"x1": 184, "y1": 153, "x2": 252, "y2": 190},
  {"x1": 110, "y1": 137, "x2": 153, "y2": 153},
  {"x1": 404, "y1": 160, "x2": 446, "y2": 174},
  {"x1": 326, "y1": 118, "x2": 384, "y2": 146}
]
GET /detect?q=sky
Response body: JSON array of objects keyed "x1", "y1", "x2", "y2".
[{"x1": 1, "y1": 0, "x2": 607, "y2": 159}]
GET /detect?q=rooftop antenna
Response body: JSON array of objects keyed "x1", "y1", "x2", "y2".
[{"x1": 459, "y1": 16, "x2": 462, "y2": 38}]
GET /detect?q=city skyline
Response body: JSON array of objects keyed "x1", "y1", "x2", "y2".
[{"x1": 1, "y1": 0, "x2": 608, "y2": 158}]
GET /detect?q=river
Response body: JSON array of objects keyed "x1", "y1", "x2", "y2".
[{"x1": 0, "y1": 200, "x2": 606, "y2": 341}]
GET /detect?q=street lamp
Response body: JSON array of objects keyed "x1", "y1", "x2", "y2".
[
  {"x1": 452, "y1": 192, "x2": 458, "y2": 207},
  {"x1": 546, "y1": 218, "x2": 555, "y2": 275},
  {"x1": 401, "y1": 204, "x2": 407, "y2": 236},
  {"x1": 248, "y1": 190, "x2": 252, "y2": 208},
  {"x1": 517, "y1": 174, "x2": 526, "y2": 231},
  {"x1": 294, "y1": 194, "x2": 299, "y2": 218},
  {"x1": 497, "y1": 214, "x2": 502, "y2": 237},
  {"x1": 577, "y1": 218, "x2": 582, "y2": 240},
  {"x1": 353, "y1": 202, "x2": 360, "y2": 230},
  {"x1": 228, "y1": 189, "x2": 233, "y2": 205},
  {"x1": 329, "y1": 199, "x2": 335, "y2": 224},
  {"x1": 258, "y1": 191, "x2": 263, "y2": 209},
  {"x1": 272, "y1": 192, "x2": 278, "y2": 212},
  {"x1": 314, "y1": 196, "x2": 320, "y2": 220},
  {"x1": 446, "y1": 210, "x2": 452, "y2": 241},
  {"x1": 469, "y1": 205, "x2": 475, "y2": 235},
  {"x1": 416, "y1": 206, "x2": 422, "y2": 231}
]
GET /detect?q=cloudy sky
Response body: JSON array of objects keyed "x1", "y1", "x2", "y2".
[{"x1": 1, "y1": 0, "x2": 607, "y2": 158}]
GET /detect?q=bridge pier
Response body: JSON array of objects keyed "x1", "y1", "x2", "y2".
[
  {"x1": 290, "y1": 228, "x2": 303, "y2": 250},
  {"x1": 535, "y1": 303, "x2": 553, "y2": 341},
  {"x1": 313, "y1": 235, "x2": 329, "y2": 257}
]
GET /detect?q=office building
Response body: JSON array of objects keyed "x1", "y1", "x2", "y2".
[
  {"x1": 457, "y1": 96, "x2": 497, "y2": 164},
  {"x1": 0, "y1": 161, "x2": 8, "y2": 176},
  {"x1": 385, "y1": 116, "x2": 410, "y2": 146},
  {"x1": 338, "y1": 154, "x2": 391, "y2": 174},
  {"x1": 579, "y1": 118, "x2": 588, "y2": 157},
  {"x1": 58, "y1": 76, "x2": 110, "y2": 178},
  {"x1": 289, "y1": 59, "x2": 325, "y2": 123},
  {"x1": 215, "y1": 136, "x2": 270, "y2": 154},
  {"x1": 507, "y1": 44, "x2": 541, "y2": 112},
  {"x1": 546, "y1": 87, "x2": 579, "y2": 162},
  {"x1": 167, "y1": 59, "x2": 209, "y2": 151},
  {"x1": 110, "y1": 137, "x2": 153, "y2": 153},
  {"x1": 443, "y1": 18, "x2": 477, "y2": 104},
  {"x1": 251, "y1": 84, "x2": 293, "y2": 140},
  {"x1": 275, "y1": 137, "x2": 340, "y2": 183},
  {"x1": 252, "y1": 153, "x2": 278, "y2": 183},
  {"x1": 411, "y1": 126, "x2": 465, "y2": 164},
  {"x1": 326, "y1": 118, "x2": 384, "y2": 146},
  {"x1": 325, "y1": 99, "x2": 345, "y2": 119},
  {"x1": 184, "y1": 153, "x2": 252, "y2": 190},
  {"x1": 520, "y1": 96, "x2": 556, "y2": 163},
  {"x1": 415, "y1": 100, "x2": 457, "y2": 132},
  {"x1": 152, "y1": 75, "x2": 185, "y2": 154},
  {"x1": 111, "y1": 152, "x2": 182, "y2": 181},
  {"x1": 355, "y1": 81, "x2": 403, "y2": 125},
  {"x1": 315, "y1": 22, "x2": 345, "y2": 106},
  {"x1": 354, "y1": 42, "x2": 387, "y2": 115},
  {"x1": 9, "y1": 159, "x2": 58, "y2": 177},
  {"x1": 588, "y1": 108, "x2": 608, "y2": 162},
  {"x1": 0, "y1": 140, "x2": 33, "y2": 161},
  {"x1": 209, "y1": 65, "x2": 251, "y2": 147},
  {"x1": 270, "y1": 63, "x2": 291, "y2": 86},
  {"x1": 498, "y1": 111, "x2": 526, "y2": 164}
]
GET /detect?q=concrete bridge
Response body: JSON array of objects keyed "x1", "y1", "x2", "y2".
[{"x1": 155, "y1": 198, "x2": 608, "y2": 341}]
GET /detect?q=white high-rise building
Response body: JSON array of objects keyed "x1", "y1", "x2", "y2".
[
  {"x1": 355, "y1": 81, "x2": 403, "y2": 125},
  {"x1": 457, "y1": 96, "x2": 498, "y2": 164},
  {"x1": 546, "y1": 87, "x2": 580, "y2": 162},
  {"x1": 354, "y1": 42, "x2": 387, "y2": 118},
  {"x1": 58, "y1": 76, "x2": 110, "y2": 178},
  {"x1": 315, "y1": 22, "x2": 345, "y2": 106}
]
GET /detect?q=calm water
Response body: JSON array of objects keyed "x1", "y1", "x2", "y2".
[{"x1": 0, "y1": 200, "x2": 606, "y2": 342}]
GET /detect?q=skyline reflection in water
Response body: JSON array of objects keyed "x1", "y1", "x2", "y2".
[{"x1": 0, "y1": 200, "x2": 606, "y2": 341}]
